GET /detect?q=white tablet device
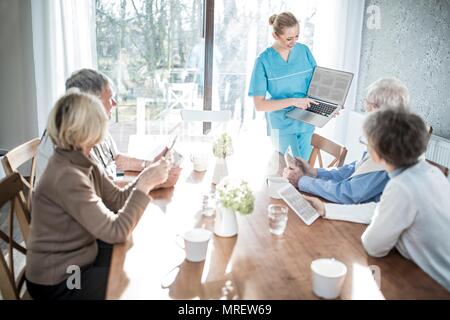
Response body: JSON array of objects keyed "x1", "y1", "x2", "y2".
[
  {"x1": 278, "y1": 184, "x2": 320, "y2": 226},
  {"x1": 172, "y1": 149, "x2": 184, "y2": 166}
]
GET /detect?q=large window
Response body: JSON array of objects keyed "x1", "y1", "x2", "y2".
[
  {"x1": 96, "y1": 0, "x2": 205, "y2": 150},
  {"x1": 213, "y1": 0, "x2": 317, "y2": 125},
  {"x1": 96, "y1": 0, "x2": 358, "y2": 150}
]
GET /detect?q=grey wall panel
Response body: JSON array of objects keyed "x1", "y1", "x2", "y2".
[{"x1": 357, "y1": 0, "x2": 450, "y2": 139}]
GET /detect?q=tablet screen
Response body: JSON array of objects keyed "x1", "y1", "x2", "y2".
[{"x1": 278, "y1": 184, "x2": 320, "y2": 225}]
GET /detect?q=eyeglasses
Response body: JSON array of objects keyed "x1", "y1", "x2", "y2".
[{"x1": 359, "y1": 135, "x2": 368, "y2": 146}]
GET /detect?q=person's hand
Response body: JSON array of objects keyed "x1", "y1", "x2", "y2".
[
  {"x1": 283, "y1": 167, "x2": 303, "y2": 186},
  {"x1": 150, "y1": 148, "x2": 174, "y2": 168},
  {"x1": 153, "y1": 165, "x2": 182, "y2": 189},
  {"x1": 333, "y1": 111, "x2": 341, "y2": 118},
  {"x1": 136, "y1": 158, "x2": 170, "y2": 194},
  {"x1": 294, "y1": 157, "x2": 317, "y2": 177},
  {"x1": 152, "y1": 147, "x2": 169, "y2": 162},
  {"x1": 291, "y1": 98, "x2": 319, "y2": 110},
  {"x1": 303, "y1": 195, "x2": 326, "y2": 217}
]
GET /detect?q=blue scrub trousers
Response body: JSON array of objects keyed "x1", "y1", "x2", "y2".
[{"x1": 272, "y1": 132, "x2": 314, "y2": 160}]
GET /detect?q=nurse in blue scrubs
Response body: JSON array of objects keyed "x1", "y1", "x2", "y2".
[{"x1": 249, "y1": 12, "x2": 318, "y2": 159}]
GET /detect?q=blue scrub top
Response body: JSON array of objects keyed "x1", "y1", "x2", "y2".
[{"x1": 248, "y1": 43, "x2": 317, "y2": 135}]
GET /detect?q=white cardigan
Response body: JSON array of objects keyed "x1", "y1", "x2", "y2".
[{"x1": 326, "y1": 161, "x2": 450, "y2": 291}]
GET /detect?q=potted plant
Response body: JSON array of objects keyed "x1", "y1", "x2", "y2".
[
  {"x1": 212, "y1": 132, "x2": 233, "y2": 184},
  {"x1": 214, "y1": 177, "x2": 255, "y2": 237}
]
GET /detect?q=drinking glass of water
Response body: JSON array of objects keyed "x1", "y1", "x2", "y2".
[
  {"x1": 268, "y1": 204, "x2": 288, "y2": 236},
  {"x1": 201, "y1": 189, "x2": 217, "y2": 217}
]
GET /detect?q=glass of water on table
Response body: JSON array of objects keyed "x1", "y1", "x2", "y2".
[{"x1": 268, "y1": 204, "x2": 288, "y2": 236}]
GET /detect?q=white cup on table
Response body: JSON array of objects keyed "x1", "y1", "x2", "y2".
[
  {"x1": 266, "y1": 176, "x2": 289, "y2": 199},
  {"x1": 190, "y1": 152, "x2": 209, "y2": 172},
  {"x1": 179, "y1": 228, "x2": 212, "y2": 262},
  {"x1": 311, "y1": 258, "x2": 347, "y2": 299}
]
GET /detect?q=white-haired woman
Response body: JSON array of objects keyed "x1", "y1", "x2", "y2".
[
  {"x1": 283, "y1": 78, "x2": 410, "y2": 206},
  {"x1": 307, "y1": 109, "x2": 450, "y2": 291},
  {"x1": 26, "y1": 90, "x2": 170, "y2": 300}
]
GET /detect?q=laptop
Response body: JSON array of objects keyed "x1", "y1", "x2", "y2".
[{"x1": 286, "y1": 66, "x2": 354, "y2": 128}]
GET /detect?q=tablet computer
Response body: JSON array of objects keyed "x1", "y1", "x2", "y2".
[
  {"x1": 172, "y1": 149, "x2": 184, "y2": 167},
  {"x1": 278, "y1": 184, "x2": 320, "y2": 226},
  {"x1": 165, "y1": 135, "x2": 178, "y2": 156}
]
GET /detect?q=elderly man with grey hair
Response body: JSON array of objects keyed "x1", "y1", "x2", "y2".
[
  {"x1": 282, "y1": 78, "x2": 410, "y2": 206},
  {"x1": 36, "y1": 69, "x2": 181, "y2": 187}
]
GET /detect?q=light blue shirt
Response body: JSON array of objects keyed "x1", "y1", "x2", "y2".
[
  {"x1": 362, "y1": 161, "x2": 450, "y2": 291},
  {"x1": 298, "y1": 160, "x2": 389, "y2": 204},
  {"x1": 248, "y1": 43, "x2": 317, "y2": 135}
]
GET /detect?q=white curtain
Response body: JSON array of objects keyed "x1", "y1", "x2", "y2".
[
  {"x1": 311, "y1": 0, "x2": 365, "y2": 146},
  {"x1": 31, "y1": 0, "x2": 97, "y2": 134}
]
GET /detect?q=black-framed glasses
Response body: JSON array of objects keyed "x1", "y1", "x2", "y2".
[{"x1": 359, "y1": 135, "x2": 368, "y2": 146}]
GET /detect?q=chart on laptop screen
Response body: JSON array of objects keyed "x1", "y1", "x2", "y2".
[{"x1": 308, "y1": 67, "x2": 353, "y2": 105}]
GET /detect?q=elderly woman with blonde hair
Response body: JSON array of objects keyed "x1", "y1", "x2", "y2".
[{"x1": 26, "y1": 90, "x2": 170, "y2": 300}]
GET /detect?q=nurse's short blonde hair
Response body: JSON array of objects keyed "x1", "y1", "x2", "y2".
[{"x1": 47, "y1": 89, "x2": 108, "y2": 151}]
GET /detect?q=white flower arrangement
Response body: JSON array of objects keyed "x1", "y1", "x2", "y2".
[
  {"x1": 212, "y1": 133, "x2": 233, "y2": 159},
  {"x1": 217, "y1": 177, "x2": 255, "y2": 215}
]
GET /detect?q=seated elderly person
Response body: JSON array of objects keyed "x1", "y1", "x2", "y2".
[
  {"x1": 26, "y1": 90, "x2": 170, "y2": 300},
  {"x1": 283, "y1": 78, "x2": 409, "y2": 204},
  {"x1": 36, "y1": 68, "x2": 181, "y2": 188},
  {"x1": 305, "y1": 109, "x2": 450, "y2": 291}
]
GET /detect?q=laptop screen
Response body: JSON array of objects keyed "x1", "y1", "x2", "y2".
[{"x1": 307, "y1": 67, "x2": 354, "y2": 106}]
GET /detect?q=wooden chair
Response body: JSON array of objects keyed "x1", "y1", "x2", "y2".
[
  {"x1": 425, "y1": 126, "x2": 449, "y2": 177},
  {"x1": 1, "y1": 138, "x2": 40, "y2": 211},
  {"x1": 0, "y1": 173, "x2": 31, "y2": 299},
  {"x1": 309, "y1": 133, "x2": 348, "y2": 168},
  {"x1": 426, "y1": 159, "x2": 449, "y2": 177}
]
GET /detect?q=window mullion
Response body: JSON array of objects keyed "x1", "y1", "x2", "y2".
[{"x1": 203, "y1": 0, "x2": 214, "y2": 134}]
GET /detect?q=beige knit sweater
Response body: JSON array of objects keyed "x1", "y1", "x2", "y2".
[{"x1": 26, "y1": 148, "x2": 150, "y2": 285}]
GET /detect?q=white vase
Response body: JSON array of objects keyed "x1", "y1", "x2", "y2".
[
  {"x1": 212, "y1": 157, "x2": 228, "y2": 185},
  {"x1": 214, "y1": 204, "x2": 238, "y2": 237}
]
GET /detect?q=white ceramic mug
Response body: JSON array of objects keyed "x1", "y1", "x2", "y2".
[
  {"x1": 180, "y1": 228, "x2": 212, "y2": 262},
  {"x1": 266, "y1": 176, "x2": 289, "y2": 199},
  {"x1": 190, "y1": 153, "x2": 209, "y2": 172},
  {"x1": 311, "y1": 258, "x2": 347, "y2": 299}
]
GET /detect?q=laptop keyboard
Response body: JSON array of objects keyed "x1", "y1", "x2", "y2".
[{"x1": 306, "y1": 102, "x2": 336, "y2": 117}]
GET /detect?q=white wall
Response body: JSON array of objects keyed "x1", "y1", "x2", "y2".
[
  {"x1": 0, "y1": 0, "x2": 38, "y2": 179},
  {"x1": 344, "y1": 110, "x2": 367, "y2": 163}
]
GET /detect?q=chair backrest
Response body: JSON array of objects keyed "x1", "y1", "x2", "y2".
[
  {"x1": 1, "y1": 138, "x2": 40, "y2": 210},
  {"x1": 309, "y1": 133, "x2": 348, "y2": 168},
  {"x1": 0, "y1": 173, "x2": 30, "y2": 300},
  {"x1": 180, "y1": 110, "x2": 232, "y2": 135},
  {"x1": 426, "y1": 159, "x2": 449, "y2": 177},
  {"x1": 180, "y1": 110, "x2": 231, "y2": 123}
]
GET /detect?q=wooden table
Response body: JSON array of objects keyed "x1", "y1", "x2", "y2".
[{"x1": 107, "y1": 134, "x2": 450, "y2": 300}]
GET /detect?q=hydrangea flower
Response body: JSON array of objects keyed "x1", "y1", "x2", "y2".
[
  {"x1": 213, "y1": 133, "x2": 234, "y2": 159},
  {"x1": 217, "y1": 177, "x2": 255, "y2": 215}
]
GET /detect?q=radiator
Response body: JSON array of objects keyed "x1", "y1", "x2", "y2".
[{"x1": 426, "y1": 135, "x2": 450, "y2": 169}]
